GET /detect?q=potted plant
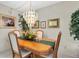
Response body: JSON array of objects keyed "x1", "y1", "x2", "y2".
[
  {"x1": 18, "y1": 14, "x2": 29, "y2": 39},
  {"x1": 18, "y1": 14, "x2": 36, "y2": 40},
  {"x1": 70, "y1": 9, "x2": 79, "y2": 40}
]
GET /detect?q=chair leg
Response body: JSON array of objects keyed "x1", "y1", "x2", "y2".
[
  {"x1": 53, "y1": 53, "x2": 57, "y2": 58},
  {"x1": 25, "y1": 53, "x2": 32, "y2": 58},
  {"x1": 30, "y1": 53, "x2": 34, "y2": 58},
  {"x1": 13, "y1": 54, "x2": 15, "y2": 58},
  {"x1": 31, "y1": 53, "x2": 36, "y2": 58},
  {"x1": 30, "y1": 53, "x2": 33, "y2": 58},
  {"x1": 53, "y1": 55, "x2": 57, "y2": 58},
  {"x1": 32, "y1": 53, "x2": 35, "y2": 58}
]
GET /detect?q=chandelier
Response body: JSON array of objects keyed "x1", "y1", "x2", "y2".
[{"x1": 23, "y1": 1, "x2": 38, "y2": 29}]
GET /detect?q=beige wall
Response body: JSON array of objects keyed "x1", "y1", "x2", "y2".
[
  {"x1": 37, "y1": 1, "x2": 79, "y2": 57},
  {"x1": 0, "y1": 4, "x2": 20, "y2": 52}
]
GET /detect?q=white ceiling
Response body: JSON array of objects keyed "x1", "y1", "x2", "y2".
[{"x1": 0, "y1": 1, "x2": 60, "y2": 12}]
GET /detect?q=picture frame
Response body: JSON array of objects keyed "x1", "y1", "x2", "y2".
[
  {"x1": 48, "y1": 18, "x2": 59, "y2": 28},
  {"x1": 32, "y1": 20, "x2": 39, "y2": 29},
  {"x1": 40, "y1": 21, "x2": 46, "y2": 29},
  {"x1": 0, "y1": 14, "x2": 15, "y2": 28}
]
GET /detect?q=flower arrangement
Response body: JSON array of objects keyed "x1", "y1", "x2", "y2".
[{"x1": 26, "y1": 32, "x2": 36, "y2": 41}]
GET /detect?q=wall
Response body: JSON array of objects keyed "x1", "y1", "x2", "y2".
[
  {"x1": 36, "y1": 1, "x2": 79, "y2": 58},
  {"x1": 0, "y1": 4, "x2": 20, "y2": 53}
]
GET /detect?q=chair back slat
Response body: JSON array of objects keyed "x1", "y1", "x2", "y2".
[{"x1": 53, "y1": 31, "x2": 62, "y2": 58}]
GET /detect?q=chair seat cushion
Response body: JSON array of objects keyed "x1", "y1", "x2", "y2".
[
  {"x1": 20, "y1": 49, "x2": 31, "y2": 57},
  {"x1": 14, "y1": 49, "x2": 31, "y2": 57}
]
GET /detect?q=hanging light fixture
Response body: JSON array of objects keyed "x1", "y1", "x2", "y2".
[{"x1": 23, "y1": 1, "x2": 38, "y2": 29}]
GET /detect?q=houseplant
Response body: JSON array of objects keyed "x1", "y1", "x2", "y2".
[
  {"x1": 18, "y1": 14, "x2": 29, "y2": 32},
  {"x1": 70, "y1": 9, "x2": 79, "y2": 40},
  {"x1": 18, "y1": 14, "x2": 36, "y2": 40},
  {"x1": 18, "y1": 14, "x2": 29, "y2": 39}
]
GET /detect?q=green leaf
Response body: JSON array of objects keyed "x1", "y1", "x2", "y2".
[{"x1": 18, "y1": 14, "x2": 29, "y2": 32}]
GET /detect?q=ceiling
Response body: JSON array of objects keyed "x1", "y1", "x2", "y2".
[{"x1": 0, "y1": 1, "x2": 60, "y2": 12}]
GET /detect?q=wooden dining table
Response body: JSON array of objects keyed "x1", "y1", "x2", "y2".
[{"x1": 18, "y1": 37, "x2": 55, "y2": 55}]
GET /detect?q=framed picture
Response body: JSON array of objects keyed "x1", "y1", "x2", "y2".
[
  {"x1": 0, "y1": 14, "x2": 15, "y2": 28},
  {"x1": 40, "y1": 21, "x2": 46, "y2": 29},
  {"x1": 32, "y1": 20, "x2": 39, "y2": 29},
  {"x1": 48, "y1": 18, "x2": 59, "y2": 28}
]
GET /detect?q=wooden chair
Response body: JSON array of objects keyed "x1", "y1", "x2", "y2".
[
  {"x1": 35, "y1": 30, "x2": 44, "y2": 41},
  {"x1": 12, "y1": 30, "x2": 20, "y2": 37},
  {"x1": 34, "y1": 31, "x2": 62, "y2": 58},
  {"x1": 8, "y1": 31, "x2": 32, "y2": 58},
  {"x1": 53, "y1": 31, "x2": 62, "y2": 58}
]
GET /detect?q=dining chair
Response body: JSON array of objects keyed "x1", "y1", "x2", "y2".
[
  {"x1": 12, "y1": 30, "x2": 20, "y2": 37},
  {"x1": 34, "y1": 31, "x2": 62, "y2": 58},
  {"x1": 35, "y1": 30, "x2": 44, "y2": 41},
  {"x1": 8, "y1": 31, "x2": 32, "y2": 58}
]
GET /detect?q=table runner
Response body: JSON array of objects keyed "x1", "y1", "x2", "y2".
[
  {"x1": 19, "y1": 37, "x2": 55, "y2": 47},
  {"x1": 39, "y1": 40, "x2": 55, "y2": 46}
]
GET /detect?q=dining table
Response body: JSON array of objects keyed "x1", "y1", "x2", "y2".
[{"x1": 18, "y1": 37, "x2": 55, "y2": 55}]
